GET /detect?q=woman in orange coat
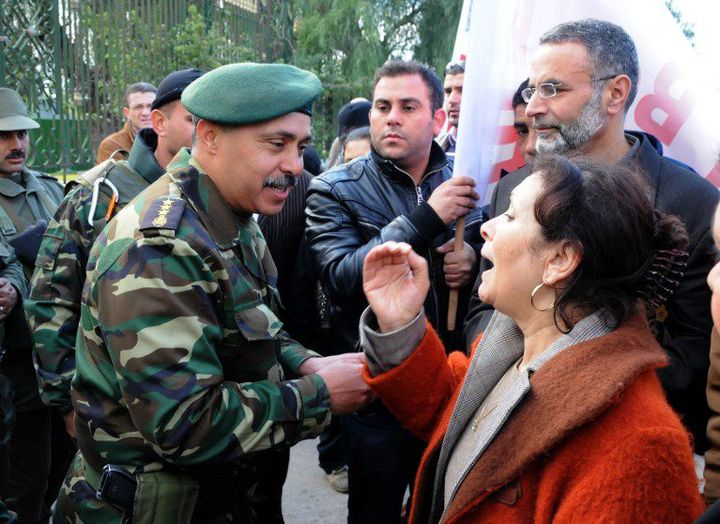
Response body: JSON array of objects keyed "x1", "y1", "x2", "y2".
[{"x1": 359, "y1": 156, "x2": 704, "y2": 523}]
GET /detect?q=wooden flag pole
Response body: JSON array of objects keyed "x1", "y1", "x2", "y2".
[{"x1": 447, "y1": 216, "x2": 466, "y2": 331}]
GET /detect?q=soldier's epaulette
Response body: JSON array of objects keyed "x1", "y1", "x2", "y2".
[
  {"x1": 139, "y1": 196, "x2": 186, "y2": 233},
  {"x1": 27, "y1": 169, "x2": 60, "y2": 183}
]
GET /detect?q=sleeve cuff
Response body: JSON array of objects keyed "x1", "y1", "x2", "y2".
[
  {"x1": 281, "y1": 343, "x2": 322, "y2": 376},
  {"x1": 406, "y1": 202, "x2": 447, "y2": 243},
  {"x1": 360, "y1": 307, "x2": 427, "y2": 376},
  {"x1": 285, "y1": 374, "x2": 332, "y2": 440}
]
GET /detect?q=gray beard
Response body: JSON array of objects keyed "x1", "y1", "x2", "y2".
[{"x1": 535, "y1": 89, "x2": 606, "y2": 155}]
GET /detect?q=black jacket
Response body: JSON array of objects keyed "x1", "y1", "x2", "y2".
[
  {"x1": 463, "y1": 131, "x2": 719, "y2": 452},
  {"x1": 257, "y1": 171, "x2": 314, "y2": 343},
  {"x1": 305, "y1": 143, "x2": 484, "y2": 353}
]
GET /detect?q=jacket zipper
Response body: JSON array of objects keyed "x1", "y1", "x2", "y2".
[{"x1": 390, "y1": 162, "x2": 448, "y2": 333}]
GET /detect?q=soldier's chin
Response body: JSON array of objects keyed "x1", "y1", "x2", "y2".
[
  {"x1": 259, "y1": 189, "x2": 289, "y2": 215},
  {"x1": 264, "y1": 185, "x2": 291, "y2": 198},
  {"x1": 3, "y1": 158, "x2": 26, "y2": 171}
]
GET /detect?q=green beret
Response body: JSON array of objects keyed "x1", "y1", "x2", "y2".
[{"x1": 182, "y1": 63, "x2": 323, "y2": 124}]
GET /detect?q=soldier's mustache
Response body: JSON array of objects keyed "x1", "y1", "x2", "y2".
[
  {"x1": 5, "y1": 150, "x2": 25, "y2": 160},
  {"x1": 263, "y1": 174, "x2": 296, "y2": 191}
]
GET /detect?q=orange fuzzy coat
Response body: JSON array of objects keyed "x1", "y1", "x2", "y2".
[{"x1": 363, "y1": 315, "x2": 704, "y2": 523}]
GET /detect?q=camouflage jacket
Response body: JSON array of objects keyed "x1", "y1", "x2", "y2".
[
  {"x1": 0, "y1": 168, "x2": 62, "y2": 412},
  {"x1": 26, "y1": 131, "x2": 172, "y2": 413},
  {"x1": 0, "y1": 167, "x2": 63, "y2": 277},
  {"x1": 65, "y1": 156, "x2": 329, "y2": 517},
  {"x1": 0, "y1": 238, "x2": 26, "y2": 348}
]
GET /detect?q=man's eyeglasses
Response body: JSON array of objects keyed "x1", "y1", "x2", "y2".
[
  {"x1": 128, "y1": 103, "x2": 153, "y2": 112},
  {"x1": 520, "y1": 74, "x2": 620, "y2": 103}
]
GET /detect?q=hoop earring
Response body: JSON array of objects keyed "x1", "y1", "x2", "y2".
[{"x1": 530, "y1": 282, "x2": 555, "y2": 312}]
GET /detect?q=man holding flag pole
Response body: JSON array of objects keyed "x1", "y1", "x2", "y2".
[{"x1": 306, "y1": 59, "x2": 483, "y2": 522}]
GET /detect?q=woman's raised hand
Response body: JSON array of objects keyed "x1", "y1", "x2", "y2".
[{"x1": 363, "y1": 241, "x2": 430, "y2": 332}]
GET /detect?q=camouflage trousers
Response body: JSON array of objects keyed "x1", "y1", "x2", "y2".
[{"x1": 53, "y1": 452, "x2": 123, "y2": 523}]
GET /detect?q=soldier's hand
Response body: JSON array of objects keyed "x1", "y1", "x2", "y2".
[
  {"x1": 426, "y1": 176, "x2": 479, "y2": 224},
  {"x1": 317, "y1": 359, "x2": 374, "y2": 414},
  {"x1": 436, "y1": 240, "x2": 477, "y2": 289},
  {"x1": 0, "y1": 278, "x2": 18, "y2": 319},
  {"x1": 298, "y1": 353, "x2": 365, "y2": 376}
]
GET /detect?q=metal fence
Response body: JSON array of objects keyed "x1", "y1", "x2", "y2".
[{"x1": 0, "y1": 0, "x2": 293, "y2": 176}]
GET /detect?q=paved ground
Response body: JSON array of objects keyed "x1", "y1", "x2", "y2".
[{"x1": 282, "y1": 438, "x2": 348, "y2": 523}]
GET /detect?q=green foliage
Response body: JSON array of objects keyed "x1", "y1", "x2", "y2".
[
  {"x1": 293, "y1": 0, "x2": 460, "y2": 82},
  {"x1": 0, "y1": 1, "x2": 57, "y2": 106},
  {"x1": 172, "y1": 5, "x2": 226, "y2": 70},
  {"x1": 171, "y1": 5, "x2": 254, "y2": 69},
  {"x1": 70, "y1": 1, "x2": 261, "y2": 156},
  {"x1": 3, "y1": 0, "x2": 462, "y2": 169},
  {"x1": 80, "y1": 5, "x2": 171, "y2": 118},
  {"x1": 413, "y1": 0, "x2": 463, "y2": 73},
  {"x1": 291, "y1": 0, "x2": 462, "y2": 154}
]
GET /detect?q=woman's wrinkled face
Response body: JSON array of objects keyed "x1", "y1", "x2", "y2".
[
  {"x1": 707, "y1": 207, "x2": 720, "y2": 330},
  {"x1": 478, "y1": 173, "x2": 551, "y2": 318}
]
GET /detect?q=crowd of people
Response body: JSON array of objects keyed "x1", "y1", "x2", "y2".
[{"x1": 0, "y1": 16, "x2": 718, "y2": 524}]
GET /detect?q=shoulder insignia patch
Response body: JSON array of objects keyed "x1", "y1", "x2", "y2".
[
  {"x1": 35, "y1": 170, "x2": 56, "y2": 180},
  {"x1": 140, "y1": 197, "x2": 186, "y2": 231}
]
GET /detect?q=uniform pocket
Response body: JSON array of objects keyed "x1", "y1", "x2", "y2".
[
  {"x1": 34, "y1": 232, "x2": 63, "y2": 271},
  {"x1": 234, "y1": 301, "x2": 282, "y2": 341}
]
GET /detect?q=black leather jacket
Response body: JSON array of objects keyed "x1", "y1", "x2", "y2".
[{"x1": 305, "y1": 142, "x2": 484, "y2": 352}]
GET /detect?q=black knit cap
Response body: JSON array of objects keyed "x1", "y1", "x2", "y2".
[
  {"x1": 337, "y1": 100, "x2": 371, "y2": 137},
  {"x1": 151, "y1": 68, "x2": 205, "y2": 111}
]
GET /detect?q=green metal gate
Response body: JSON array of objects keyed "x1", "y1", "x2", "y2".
[{"x1": 0, "y1": 0, "x2": 293, "y2": 177}]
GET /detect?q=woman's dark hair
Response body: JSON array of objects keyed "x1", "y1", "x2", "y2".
[{"x1": 531, "y1": 155, "x2": 688, "y2": 329}]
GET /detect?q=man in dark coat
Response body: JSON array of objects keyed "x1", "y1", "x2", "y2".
[
  {"x1": 254, "y1": 167, "x2": 316, "y2": 516},
  {"x1": 463, "y1": 19, "x2": 719, "y2": 456},
  {"x1": 306, "y1": 60, "x2": 483, "y2": 523}
]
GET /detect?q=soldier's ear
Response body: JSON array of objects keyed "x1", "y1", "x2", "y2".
[
  {"x1": 151, "y1": 109, "x2": 166, "y2": 138},
  {"x1": 196, "y1": 119, "x2": 220, "y2": 155}
]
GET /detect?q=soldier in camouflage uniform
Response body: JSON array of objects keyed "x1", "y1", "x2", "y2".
[
  {"x1": 0, "y1": 88, "x2": 65, "y2": 522},
  {"x1": 0, "y1": 238, "x2": 26, "y2": 342},
  {"x1": 0, "y1": 240, "x2": 24, "y2": 524},
  {"x1": 26, "y1": 69, "x2": 203, "y2": 436},
  {"x1": 55, "y1": 63, "x2": 371, "y2": 523}
]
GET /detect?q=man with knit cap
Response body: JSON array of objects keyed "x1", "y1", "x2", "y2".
[
  {"x1": 54, "y1": 63, "x2": 371, "y2": 524},
  {"x1": 326, "y1": 98, "x2": 371, "y2": 169},
  {"x1": 26, "y1": 68, "x2": 203, "y2": 443}
]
